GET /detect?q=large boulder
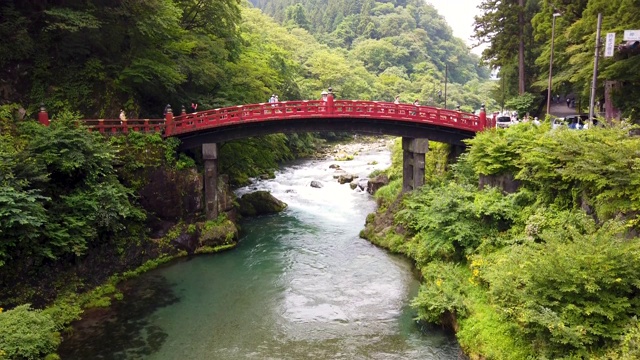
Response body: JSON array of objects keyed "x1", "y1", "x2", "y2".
[
  {"x1": 338, "y1": 173, "x2": 357, "y2": 184},
  {"x1": 237, "y1": 191, "x2": 288, "y2": 216},
  {"x1": 367, "y1": 173, "x2": 389, "y2": 195},
  {"x1": 199, "y1": 219, "x2": 239, "y2": 248}
]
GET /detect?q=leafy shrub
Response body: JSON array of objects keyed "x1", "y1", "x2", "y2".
[
  {"x1": 411, "y1": 261, "x2": 469, "y2": 323},
  {"x1": 596, "y1": 320, "x2": 640, "y2": 360},
  {"x1": 457, "y1": 286, "x2": 535, "y2": 360},
  {"x1": 396, "y1": 182, "x2": 514, "y2": 262},
  {"x1": 373, "y1": 178, "x2": 401, "y2": 209},
  {"x1": 0, "y1": 304, "x2": 60, "y2": 360},
  {"x1": 481, "y1": 220, "x2": 640, "y2": 357}
]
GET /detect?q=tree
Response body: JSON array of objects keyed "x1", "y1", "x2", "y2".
[
  {"x1": 474, "y1": 0, "x2": 540, "y2": 95},
  {"x1": 284, "y1": 4, "x2": 311, "y2": 30}
]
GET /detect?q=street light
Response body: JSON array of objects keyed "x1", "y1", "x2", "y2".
[{"x1": 546, "y1": 12, "x2": 562, "y2": 117}]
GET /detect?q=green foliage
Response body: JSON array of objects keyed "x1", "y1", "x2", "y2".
[
  {"x1": 0, "y1": 114, "x2": 146, "y2": 271},
  {"x1": 118, "y1": 253, "x2": 185, "y2": 281},
  {"x1": 596, "y1": 320, "x2": 640, "y2": 360},
  {"x1": 481, "y1": 219, "x2": 640, "y2": 357},
  {"x1": 411, "y1": 261, "x2": 469, "y2": 323},
  {"x1": 373, "y1": 178, "x2": 402, "y2": 210},
  {"x1": 194, "y1": 243, "x2": 236, "y2": 254},
  {"x1": 396, "y1": 182, "x2": 516, "y2": 263},
  {"x1": 504, "y1": 92, "x2": 540, "y2": 118},
  {"x1": 219, "y1": 135, "x2": 294, "y2": 186},
  {"x1": 457, "y1": 286, "x2": 536, "y2": 360},
  {"x1": 0, "y1": 304, "x2": 60, "y2": 360},
  {"x1": 0, "y1": 187, "x2": 48, "y2": 267}
]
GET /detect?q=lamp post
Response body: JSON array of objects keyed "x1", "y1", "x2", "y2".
[{"x1": 546, "y1": 12, "x2": 561, "y2": 117}]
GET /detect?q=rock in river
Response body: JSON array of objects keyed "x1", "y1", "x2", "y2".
[{"x1": 237, "y1": 190, "x2": 288, "y2": 217}]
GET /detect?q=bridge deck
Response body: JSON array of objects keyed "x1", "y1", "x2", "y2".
[{"x1": 79, "y1": 100, "x2": 494, "y2": 137}]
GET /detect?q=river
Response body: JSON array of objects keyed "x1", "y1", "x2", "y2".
[{"x1": 58, "y1": 138, "x2": 465, "y2": 359}]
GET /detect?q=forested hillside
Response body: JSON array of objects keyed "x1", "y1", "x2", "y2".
[
  {"x1": 251, "y1": 0, "x2": 488, "y2": 83},
  {"x1": 0, "y1": 0, "x2": 493, "y2": 121}
]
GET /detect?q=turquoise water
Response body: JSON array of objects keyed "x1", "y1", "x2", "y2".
[{"x1": 58, "y1": 141, "x2": 465, "y2": 359}]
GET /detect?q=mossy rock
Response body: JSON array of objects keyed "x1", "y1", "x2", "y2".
[
  {"x1": 237, "y1": 191, "x2": 288, "y2": 217},
  {"x1": 199, "y1": 219, "x2": 238, "y2": 247}
]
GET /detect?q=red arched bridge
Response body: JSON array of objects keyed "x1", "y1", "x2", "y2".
[
  {"x1": 39, "y1": 97, "x2": 494, "y2": 149},
  {"x1": 37, "y1": 95, "x2": 495, "y2": 219}
]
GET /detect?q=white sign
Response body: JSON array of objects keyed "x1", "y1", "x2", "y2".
[
  {"x1": 605, "y1": 33, "x2": 616, "y2": 57},
  {"x1": 623, "y1": 30, "x2": 640, "y2": 41}
]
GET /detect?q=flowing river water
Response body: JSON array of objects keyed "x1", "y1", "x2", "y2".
[{"x1": 58, "y1": 139, "x2": 465, "y2": 359}]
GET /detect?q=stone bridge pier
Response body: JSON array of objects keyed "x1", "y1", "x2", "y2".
[
  {"x1": 203, "y1": 143, "x2": 218, "y2": 219},
  {"x1": 402, "y1": 137, "x2": 429, "y2": 192}
]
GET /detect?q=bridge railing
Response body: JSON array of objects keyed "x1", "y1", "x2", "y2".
[
  {"x1": 171, "y1": 100, "x2": 332, "y2": 135},
  {"x1": 170, "y1": 100, "x2": 485, "y2": 134},
  {"x1": 330, "y1": 100, "x2": 483, "y2": 132},
  {"x1": 83, "y1": 119, "x2": 165, "y2": 134},
  {"x1": 71, "y1": 100, "x2": 489, "y2": 135}
]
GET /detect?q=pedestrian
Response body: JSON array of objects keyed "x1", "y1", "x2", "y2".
[
  {"x1": 321, "y1": 91, "x2": 328, "y2": 102},
  {"x1": 411, "y1": 99, "x2": 419, "y2": 115},
  {"x1": 269, "y1": 94, "x2": 276, "y2": 104},
  {"x1": 119, "y1": 109, "x2": 127, "y2": 124},
  {"x1": 274, "y1": 95, "x2": 279, "y2": 103},
  {"x1": 394, "y1": 95, "x2": 400, "y2": 104},
  {"x1": 191, "y1": 102, "x2": 198, "y2": 113},
  {"x1": 566, "y1": 98, "x2": 571, "y2": 108},
  {"x1": 163, "y1": 104, "x2": 171, "y2": 116}
]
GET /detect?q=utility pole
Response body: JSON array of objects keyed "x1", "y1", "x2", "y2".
[
  {"x1": 501, "y1": 75, "x2": 505, "y2": 113},
  {"x1": 444, "y1": 63, "x2": 448, "y2": 109},
  {"x1": 546, "y1": 13, "x2": 561, "y2": 117},
  {"x1": 589, "y1": 13, "x2": 602, "y2": 123}
]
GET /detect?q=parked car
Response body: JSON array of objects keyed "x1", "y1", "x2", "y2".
[
  {"x1": 496, "y1": 115, "x2": 515, "y2": 128},
  {"x1": 565, "y1": 115, "x2": 589, "y2": 129},
  {"x1": 552, "y1": 117, "x2": 566, "y2": 129}
]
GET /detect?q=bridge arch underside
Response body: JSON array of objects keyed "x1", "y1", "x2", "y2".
[{"x1": 174, "y1": 117, "x2": 475, "y2": 150}]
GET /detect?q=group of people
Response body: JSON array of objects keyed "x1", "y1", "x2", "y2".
[
  {"x1": 268, "y1": 94, "x2": 279, "y2": 104},
  {"x1": 393, "y1": 95, "x2": 420, "y2": 106}
]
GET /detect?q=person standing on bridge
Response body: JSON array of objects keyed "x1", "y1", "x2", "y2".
[
  {"x1": 411, "y1": 99, "x2": 419, "y2": 115},
  {"x1": 394, "y1": 95, "x2": 400, "y2": 104},
  {"x1": 274, "y1": 95, "x2": 281, "y2": 113},
  {"x1": 119, "y1": 109, "x2": 127, "y2": 124},
  {"x1": 191, "y1": 102, "x2": 198, "y2": 113}
]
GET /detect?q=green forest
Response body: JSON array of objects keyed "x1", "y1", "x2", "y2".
[{"x1": 1, "y1": 0, "x2": 640, "y2": 358}]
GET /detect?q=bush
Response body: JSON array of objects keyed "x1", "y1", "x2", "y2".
[
  {"x1": 481, "y1": 220, "x2": 640, "y2": 357},
  {"x1": 0, "y1": 304, "x2": 60, "y2": 360},
  {"x1": 411, "y1": 261, "x2": 469, "y2": 323}
]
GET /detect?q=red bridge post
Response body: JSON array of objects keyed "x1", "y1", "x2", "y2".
[
  {"x1": 479, "y1": 104, "x2": 487, "y2": 129},
  {"x1": 38, "y1": 103, "x2": 49, "y2": 126},
  {"x1": 164, "y1": 105, "x2": 173, "y2": 136}
]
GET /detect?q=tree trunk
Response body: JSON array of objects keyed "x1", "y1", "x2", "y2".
[{"x1": 518, "y1": 0, "x2": 525, "y2": 94}]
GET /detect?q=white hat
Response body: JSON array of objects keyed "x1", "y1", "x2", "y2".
[{"x1": 321, "y1": 91, "x2": 328, "y2": 95}]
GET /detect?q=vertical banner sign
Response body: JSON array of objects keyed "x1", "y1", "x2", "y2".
[{"x1": 604, "y1": 33, "x2": 616, "y2": 57}]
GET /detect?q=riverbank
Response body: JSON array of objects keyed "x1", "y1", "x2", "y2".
[{"x1": 56, "y1": 135, "x2": 464, "y2": 359}]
